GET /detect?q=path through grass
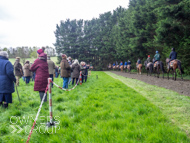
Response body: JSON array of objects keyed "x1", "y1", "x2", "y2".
[
  {"x1": 105, "y1": 71, "x2": 190, "y2": 137},
  {"x1": 0, "y1": 72, "x2": 189, "y2": 142}
]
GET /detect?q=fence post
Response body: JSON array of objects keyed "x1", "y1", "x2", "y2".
[{"x1": 46, "y1": 78, "x2": 55, "y2": 127}]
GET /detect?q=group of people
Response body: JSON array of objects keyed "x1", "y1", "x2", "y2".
[
  {"x1": 109, "y1": 47, "x2": 177, "y2": 71},
  {"x1": 0, "y1": 47, "x2": 91, "y2": 108},
  {"x1": 144, "y1": 47, "x2": 177, "y2": 68}
]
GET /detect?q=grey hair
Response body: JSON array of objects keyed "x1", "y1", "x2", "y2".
[
  {"x1": 73, "y1": 59, "x2": 79, "y2": 65},
  {"x1": 0, "y1": 51, "x2": 8, "y2": 58}
]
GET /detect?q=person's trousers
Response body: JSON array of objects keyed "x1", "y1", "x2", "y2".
[
  {"x1": 68, "y1": 76, "x2": 72, "y2": 85},
  {"x1": 55, "y1": 72, "x2": 58, "y2": 78},
  {"x1": 82, "y1": 75, "x2": 84, "y2": 83},
  {"x1": 16, "y1": 76, "x2": 21, "y2": 86},
  {"x1": 25, "y1": 76, "x2": 30, "y2": 84},
  {"x1": 49, "y1": 74, "x2": 54, "y2": 87},
  {"x1": 39, "y1": 91, "x2": 47, "y2": 102},
  {"x1": 72, "y1": 78, "x2": 78, "y2": 85},
  {"x1": 63, "y1": 77, "x2": 69, "y2": 89},
  {"x1": 84, "y1": 75, "x2": 88, "y2": 82}
]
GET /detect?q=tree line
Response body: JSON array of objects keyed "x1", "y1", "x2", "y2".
[
  {"x1": 54, "y1": 0, "x2": 190, "y2": 74},
  {"x1": 0, "y1": 46, "x2": 56, "y2": 64}
]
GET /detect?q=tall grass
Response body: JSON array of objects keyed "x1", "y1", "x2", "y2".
[{"x1": 0, "y1": 72, "x2": 189, "y2": 142}]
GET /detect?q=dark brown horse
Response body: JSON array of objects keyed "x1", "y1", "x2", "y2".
[
  {"x1": 153, "y1": 60, "x2": 165, "y2": 78},
  {"x1": 144, "y1": 61, "x2": 153, "y2": 76},
  {"x1": 166, "y1": 58, "x2": 184, "y2": 80}
]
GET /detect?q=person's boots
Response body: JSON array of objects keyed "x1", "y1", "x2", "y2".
[{"x1": 3, "y1": 103, "x2": 8, "y2": 108}]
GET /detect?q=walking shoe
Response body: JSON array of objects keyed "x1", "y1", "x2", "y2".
[{"x1": 3, "y1": 103, "x2": 8, "y2": 108}]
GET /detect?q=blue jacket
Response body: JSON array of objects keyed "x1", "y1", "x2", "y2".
[
  {"x1": 120, "y1": 62, "x2": 123, "y2": 66},
  {"x1": 124, "y1": 62, "x2": 127, "y2": 65},
  {"x1": 169, "y1": 51, "x2": 177, "y2": 60},
  {"x1": 113, "y1": 63, "x2": 115, "y2": 66},
  {"x1": 128, "y1": 61, "x2": 131, "y2": 65},
  {"x1": 137, "y1": 60, "x2": 141, "y2": 64},
  {"x1": 0, "y1": 56, "x2": 16, "y2": 93}
]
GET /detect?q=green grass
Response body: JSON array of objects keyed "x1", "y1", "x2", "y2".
[
  {"x1": 106, "y1": 71, "x2": 190, "y2": 136},
  {"x1": 0, "y1": 72, "x2": 189, "y2": 142},
  {"x1": 9, "y1": 57, "x2": 58, "y2": 65}
]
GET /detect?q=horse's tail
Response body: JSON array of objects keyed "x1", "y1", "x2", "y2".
[
  {"x1": 177, "y1": 61, "x2": 184, "y2": 74},
  {"x1": 150, "y1": 63, "x2": 153, "y2": 73},
  {"x1": 160, "y1": 62, "x2": 166, "y2": 73}
]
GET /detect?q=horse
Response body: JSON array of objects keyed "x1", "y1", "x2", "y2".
[
  {"x1": 120, "y1": 65, "x2": 124, "y2": 72},
  {"x1": 136, "y1": 63, "x2": 142, "y2": 74},
  {"x1": 144, "y1": 61, "x2": 153, "y2": 76},
  {"x1": 152, "y1": 59, "x2": 165, "y2": 78},
  {"x1": 116, "y1": 65, "x2": 120, "y2": 71},
  {"x1": 127, "y1": 65, "x2": 131, "y2": 73},
  {"x1": 124, "y1": 65, "x2": 127, "y2": 72},
  {"x1": 166, "y1": 58, "x2": 184, "y2": 80},
  {"x1": 107, "y1": 64, "x2": 112, "y2": 70}
]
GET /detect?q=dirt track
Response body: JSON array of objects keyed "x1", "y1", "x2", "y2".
[{"x1": 109, "y1": 71, "x2": 190, "y2": 96}]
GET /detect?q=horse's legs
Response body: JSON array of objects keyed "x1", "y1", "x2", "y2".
[
  {"x1": 167, "y1": 68, "x2": 170, "y2": 80},
  {"x1": 174, "y1": 69, "x2": 177, "y2": 81}
]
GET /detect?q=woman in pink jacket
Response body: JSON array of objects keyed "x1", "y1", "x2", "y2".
[{"x1": 30, "y1": 49, "x2": 49, "y2": 102}]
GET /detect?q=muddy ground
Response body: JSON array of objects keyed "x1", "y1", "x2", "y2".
[{"x1": 109, "y1": 71, "x2": 190, "y2": 96}]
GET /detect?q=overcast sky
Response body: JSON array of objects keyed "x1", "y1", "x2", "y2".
[{"x1": 0, "y1": 0, "x2": 129, "y2": 48}]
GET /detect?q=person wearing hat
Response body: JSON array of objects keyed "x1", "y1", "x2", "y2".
[
  {"x1": 147, "y1": 55, "x2": 151, "y2": 63},
  {"x1": 14, "y1": 57, "x2": 23, "y2": 86},
  {"x1": 47, "y1": 56, "x2": 55, "y2": 87},
  {"x1": 23, "y1": 61, "x2": 31, "y2": 85},
  {"x1": 167, "y1": 47, "x2": 177, "y2": 68},
  {"x1": 153, "y1": 51, "x2": 161, "y2": 64},
  {"x1": 30, "y1": 48, "x2": 49, "y2": 102},
  {"x1": 136, "y1": 58, "x2": 141, "y2": 68},
  {"x1": 0, "y1": 51, "x2": 16, "y2": 108},
  {"x1": 60, "y1": 54, "x2": 71, "y2": 89}
]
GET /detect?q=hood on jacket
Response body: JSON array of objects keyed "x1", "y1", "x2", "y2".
[{"x1": 38, "y1": 53, "x2": 47, "y2": 61}]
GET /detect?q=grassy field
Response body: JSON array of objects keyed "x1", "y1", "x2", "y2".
[
  {"x1": 0, "y1": 72, "x2": 189, "y2": 142},
  {"x1": 9, "y1": 57, "x2": 58, "y2": 65}
]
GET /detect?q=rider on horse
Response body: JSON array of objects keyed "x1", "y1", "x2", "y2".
[
  {"x1": 128, "y1": 60, "x2": 131, "y2": 65},
  {"x1": 124, "y1": 61, "x2": 127, "y2": 66},
  {"x1": 168, "y1": 47, "x2": 177, "y2": 68},
  {"x1": 147, "y1": 55, "x2": 151, "y2": 63},
  {"x1": 120, "y1": 61, "x2": 123, "y2": 66},
  {"x1": 153, "y1": 51, "x2": 161, "y2": 64},
  {"x1": 136, "y1": 58, "x2": 141, "y2": 68}
]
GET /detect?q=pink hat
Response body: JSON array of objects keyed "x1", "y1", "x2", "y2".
[
  {"x1": 37, "y1": 49, "x2": 44, "y2": 54},
  {"x1": 62, "y1": 54, "x2": 67, "y2": 59}
]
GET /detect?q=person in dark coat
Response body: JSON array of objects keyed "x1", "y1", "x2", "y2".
[
  {"x1": 14, "y1": 57, "x2": 23, "y2": 86},
  {"x1": 55, "y1": 66, "x2": 59, "y2": 78},
  {"x1": 83, "y1": 62, "x2": 89, "y2": 82},
  {"x1": 30, "y1": 49, "x2": 49, "y2": 102},
  {"x1": 60, "y1": 54, "x2": 71, "y2": 89},
  {"x1": 169, "y1": 47, "x2": 177, "y2": 61},
  {"x1": 71, "y1": 59, "x2": 81, "y2": 85},
  {"x1": 0, "y1": 51, "x2": 16, "y2": 108},
  {"x1": 23, "y1": 61, "x2": 31, "y2": 84}
]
